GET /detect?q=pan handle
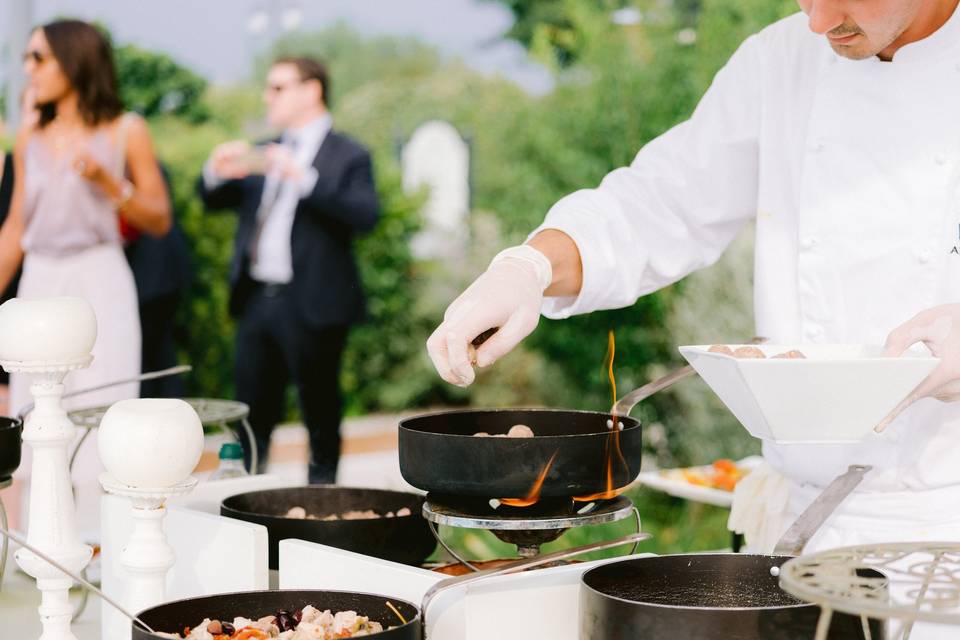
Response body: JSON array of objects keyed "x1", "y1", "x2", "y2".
[
  {"x1": 420, "y1": 531, "x2": 650, "y2": 636},
  {"x1": 16, "y1": 365, "x2": 193, "y2": 419},
  {"x1": 772, "y1": 464, "x2": 872, "y2": 556},
  {"x1": 611, "y1": 337, "x2": 768, "y2": 417}
]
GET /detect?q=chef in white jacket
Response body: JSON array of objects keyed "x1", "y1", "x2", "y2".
[{"x1": 429, "y1": 0, "x2": 960, "y2": 623}]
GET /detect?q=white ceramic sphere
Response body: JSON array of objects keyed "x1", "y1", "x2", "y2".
[
  {"x1": 0, "y1": 296, "x2": 97, "y2": 363},
  {"x1": 98, "y1": 398, "x2": 204, "y2": 488}
]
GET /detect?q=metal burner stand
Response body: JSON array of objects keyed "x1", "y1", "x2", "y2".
[
  {"x1": 779, "y1": 542, "x2": 960, "y2": 640},
  {"x1": 423, "y1": 494, "x2": 640, "y2": 570}
]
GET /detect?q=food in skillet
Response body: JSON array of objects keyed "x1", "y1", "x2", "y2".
[
  {"x1": 732, "y1": 346, "x2": 766, "y2": 359},
  {"x1": 473, "y1": 424, "x2": 535, "y2": 438},
  {"x1": 283, "y1": 507, "x2": 412, "y2": 520},
  {"x1": 154, "y1": 605, "x2": 385, "y2": 639}
]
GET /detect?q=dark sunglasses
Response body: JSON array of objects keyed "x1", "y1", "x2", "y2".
[
  {"x1": 266, "y1": 80, "x2": 305, "y2": 94},
  {"x1": 22, "y1": 49, "x2": 48, "y2": 64}
]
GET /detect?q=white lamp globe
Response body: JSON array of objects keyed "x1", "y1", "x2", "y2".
[
  {"x1": 0, "y1": 296, "x2": 97, "y2": 363},
  {"x1": 98, "y1": 399, "x2": 204, "y2": 488}
]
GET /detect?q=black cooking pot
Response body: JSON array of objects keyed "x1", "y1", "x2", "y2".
[
  {"x1": 221, "y1": 486, "x2": 436, "y2": 570},
  {"x1": 399, "y1": 409, "x2": 642, "y2": 498},
  {"x1": 0, "y1": 416, "x2": 23, "y2": 481},
  {"x1": 580, "y1": 554, "x2": 884, "y2": 639},
  {"x1": 579, "y1": 465, "x2": 885, "y2": 639},
  {"x1": 132, "y1": 589, "x2": 420, "y2": 639}
]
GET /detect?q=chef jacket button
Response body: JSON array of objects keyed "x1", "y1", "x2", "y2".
[
  {"x1": 800, "y1": 236, "x2": 818, "y2": 250},
  {"x1": 805, "y1": 325, "x2": 824, "y2": 339},
  {"x1": 918, "y1": 248, "x2": 932, "y2": 264},
  {"x1": 935, "y1": 153, "x2": 948, "y2": 166},
  {"x1": 812, "y1": 141, "x2": 826, "y2": 153}
]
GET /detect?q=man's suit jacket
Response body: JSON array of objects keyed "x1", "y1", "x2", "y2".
[{"x1": 198, "y1": 130, "x2": 380, "y2": 328}]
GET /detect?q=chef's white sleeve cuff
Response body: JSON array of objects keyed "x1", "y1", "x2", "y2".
[{"x1": 527, "y1": 191, "x2": 640, "y2": 320}]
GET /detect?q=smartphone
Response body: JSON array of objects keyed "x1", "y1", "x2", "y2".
[{"x1": 233, "y1": 147, "x2": 271, "y2": 175}]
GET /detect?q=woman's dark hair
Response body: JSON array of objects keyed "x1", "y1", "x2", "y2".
[
  {"x1": 273, "y1": 55, "x2": 331, "y2": 107},
  {"x1": 36, "y1": 19, "x2": 123, "y2": 128}
]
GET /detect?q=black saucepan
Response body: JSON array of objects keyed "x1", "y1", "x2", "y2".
[
  {"x1": 221, "y1": 486, "x2": 436, "y2": 570},
  {"x1": 132, "y1": 589, "x2": 420, "y2": 639},
  {"x1": 399, "y1": 409, "x2": 641, "y2": 498},
  {"x1": 580, "y1": 465, "x2": 886, "y2": 639},
  {"x1": 0, "y1": 416, "x2": 23, "y2": 481},
  {"x1": 580, "y1": 554, "x2": 884, "y2": 639}
]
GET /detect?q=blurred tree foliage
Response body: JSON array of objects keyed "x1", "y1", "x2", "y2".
[
  {"x1": 118, "y1": 0, "x2": 801, "y2": 465},
  {"x1": 114, "y1": 44, "x2": 210, "y2": 122}
]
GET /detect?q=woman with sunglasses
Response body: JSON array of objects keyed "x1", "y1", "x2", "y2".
[
  {"x1": 0, "y1": 19, "x2": 171, "y2": 541},
  {"x1": 0, "y1": 19, "x2": 171, "y2": 413}
]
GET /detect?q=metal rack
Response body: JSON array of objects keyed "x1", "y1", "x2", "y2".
[{"x1": 779, "y1": 542, "x2": 960, "y2": 640}]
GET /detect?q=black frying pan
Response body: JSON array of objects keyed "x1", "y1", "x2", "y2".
[
  {"x1": 580, "y1": 554, "x2": 884, "y2": 639},
  {"x1": 132, "y1": 589, "x2": 420, "y2": 639},
  {"x1": 580, "y1": 465, "x2": 886, "y2": 639},
  {"x1": 0, "y1": 416, "x2": 22, "y2": 481},
  {"x1": 221, "y1": 486, "x2": 436, "y2": 570},
  {"x1": 399, "y1": 409, "x2": 641, "y2": 498}
]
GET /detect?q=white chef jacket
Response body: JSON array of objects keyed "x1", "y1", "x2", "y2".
[{"x1": 532, "y1": 7, "x2": 960, "y2": 534}]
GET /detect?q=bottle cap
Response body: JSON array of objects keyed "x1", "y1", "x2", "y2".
[{"x1": 219, "y1": 442, "x2": 244, "y2": 460}]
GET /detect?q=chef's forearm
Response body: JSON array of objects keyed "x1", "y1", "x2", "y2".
[{"x1": 527, "y1": 229, "x2": 583, "y2": 296}]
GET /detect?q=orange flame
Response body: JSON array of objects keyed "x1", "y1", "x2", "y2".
[
  {"x1": 573, "y1": 330, "x2": 629, "y2": 502},
  {"x1": 500, "y1": 451, "x2": 559, "y2": 507}
]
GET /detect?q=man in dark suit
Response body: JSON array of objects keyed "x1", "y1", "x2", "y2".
[{"x1": 198, "y1": 56, "x2": 380, "y2": 483}]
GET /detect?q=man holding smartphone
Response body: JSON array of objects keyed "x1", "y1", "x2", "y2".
[{"x1": 199, "y1": 56, "x2": 380, "y2": 483}]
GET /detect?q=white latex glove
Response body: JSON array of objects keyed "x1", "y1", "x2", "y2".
[
  {"x1": 427, "y1": 245, "x2": 552, "y2": 387},
  {"x1": 875, "y1": 303, "x2": 960, "y2": 433}
]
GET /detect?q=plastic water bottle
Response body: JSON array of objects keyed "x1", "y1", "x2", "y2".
[{"x1": 209, "y1": 442, "x2": 248, "y2": 480}]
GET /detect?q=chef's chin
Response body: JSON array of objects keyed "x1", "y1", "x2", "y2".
[{"x1": 828, "y1": 43, "x2": 875, "y2": 59}]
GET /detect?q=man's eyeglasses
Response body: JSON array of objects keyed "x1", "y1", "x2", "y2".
[
  {"x1": 22, "y1": 49, "x2": 48, "y2": 64},
  {"x1": 266, "y1": 80, "x2": 304, "y2": 95}
]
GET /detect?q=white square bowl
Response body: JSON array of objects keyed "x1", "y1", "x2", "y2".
[{"x1": 678, "y1": 344, "x2": 939, "y2": 444}]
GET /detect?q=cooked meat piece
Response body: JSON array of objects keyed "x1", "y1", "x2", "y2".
[
  {"x1": 707, "y1": 344, "x2": 735, "y2": 355},
  {"x1": 772, "y1": 350, "x2": 807, "y2": 359},
  {"x1": 285, "y1": 506, "x2": 307, "y2": 519},
  {"x1": 396, "y1": 506, "x2": 411, "y2": 516},
  {"x1": 733, "y1": 346, "x2": 766, "y2": 359},
  {"x1": 472, "y1": 432, "x2": 490, "y2": 437},
  {"x1": 507, "y1": 424, "x2": 535, "y2": 438}
]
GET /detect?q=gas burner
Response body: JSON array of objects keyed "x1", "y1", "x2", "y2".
[{"x1": 423, "y1": 493, "x2": 638, "y2": 560}]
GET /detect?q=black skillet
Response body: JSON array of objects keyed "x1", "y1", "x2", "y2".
[
  {"x1": 580, "y1": 464, "x2": 887, "y2": 639},
  {"x1": 132, "y1": 590, "x2": 420, "y2": 639},
  {"x1": 399, "y1": 408, "x2": 642, "y2": 499},
  {"x1": 0, "y1": 416, "x2": 22, "y2": 481},
  {"x1": 221, "y1": 486, "x2": 436, "y2": 570}
]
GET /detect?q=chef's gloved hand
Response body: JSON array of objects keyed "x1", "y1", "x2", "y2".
[
  {"x1": 876, "y1": 304, "x2": 960, "y2": 433},
  {"x1": 427, "y1": 245, "x2": 552, "y2": 387}
]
